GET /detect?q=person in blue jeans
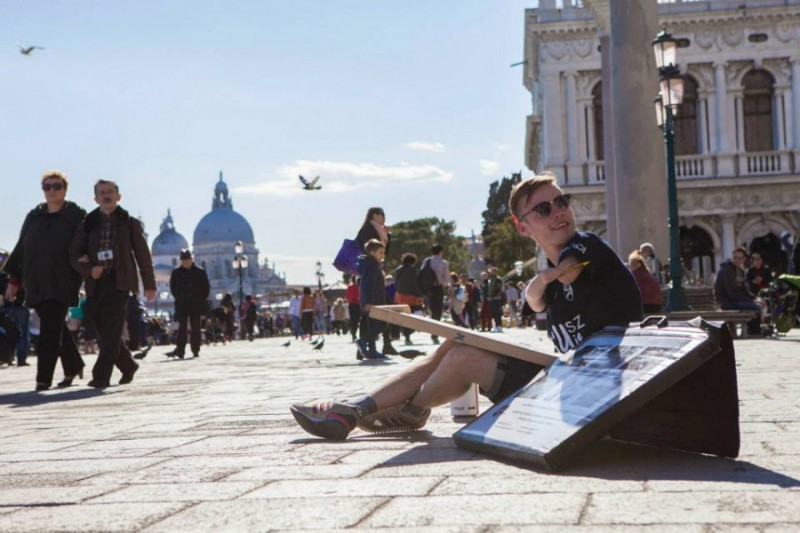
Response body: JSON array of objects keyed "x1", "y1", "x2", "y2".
[{"x1": 356, "y1": 239, "x2": 388, "y2": 360}]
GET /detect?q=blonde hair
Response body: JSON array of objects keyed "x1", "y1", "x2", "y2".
[
  {"x1": 628, "y1": 251, "x2": 649, "y2": 272},
  {"x1": 508, "y1": 171, "x2": 558, "y2": 218},
  {"x1": 41, "y1": 170, "x2": 69, "y2": 189}
]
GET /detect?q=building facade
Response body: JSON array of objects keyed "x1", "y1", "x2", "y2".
[{"x1": 524, "y1": 0, "x2": 800, "y2": 283}]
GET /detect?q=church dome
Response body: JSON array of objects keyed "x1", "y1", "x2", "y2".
[
  {"x1": 152, "y1": 210, "x2": 189, "y2": 257},
  {"x1": 193, "y1": 172, "x2": 255, "y2": 246}
]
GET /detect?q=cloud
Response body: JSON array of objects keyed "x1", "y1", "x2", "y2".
[
  {"x1": 479, "y1": 159, "x2": 500, "y2": 176},
  {"x1": 233, "y1": 159, "x2": 453, "y2": 196},
  {"x1": 404, "y1": 141, "x2": 446, "y2": 153},
  {"x1": 491, "y1": 141, "x2": 511, "y2": 154}
]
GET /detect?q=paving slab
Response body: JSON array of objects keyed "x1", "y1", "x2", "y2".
[{"x1": 1, "y1": 326, "x2": 798, "y2": 530}]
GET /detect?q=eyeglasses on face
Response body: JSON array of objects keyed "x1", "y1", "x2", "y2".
[
  {"x1": 521, "y1": 194, "x2": 572, "y2": 220},
  {"x1": 42, "y1": 182, "x2": 65, "y2": 191}
]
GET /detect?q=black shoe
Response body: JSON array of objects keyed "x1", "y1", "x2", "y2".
[
  {"x1": 165, "y1": 349, "x2": 184, "y2": 358},
  {"x1": 119, "y1": 364, "x2": 139, "y2": 385},
  {"x1": 35, "y1": 382, "x2": 50, "y2": 391},
  {"x1": 57, "y1": 369, "x2": 83, "y2": 388},
  {"x1": 192, "y1": 352, "x2": 199, "y2": 358},
  {"x1": 17, "y1": 361, "x2": 30, "y2": 367},
  {"x1": 87, "y1": 380, "x2": 109, "y2": 389}
]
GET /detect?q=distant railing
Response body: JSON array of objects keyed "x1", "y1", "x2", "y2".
[
  {"x1": 738, "y1": 151, "x2": 790, "y2": 175},
  {"x1": 586, "y1": 161, "x2": 606, "y2": 183},
  {"x1": 675, "y1": 154, "x2": 713, "y2": 178}
]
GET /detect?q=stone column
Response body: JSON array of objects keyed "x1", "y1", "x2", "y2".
[
  {"x1": 790, "y1": 57, "x2": 800, "y2": 153},
  {"x1": 564, "y1": 70, "x2": 583, "y2": 184},
  {"x1": 721, "y1": 216, "x2": 737, "y2": 263},
  {"x1": 714, "y1": 62, "x2": 735, "y2": 176},
  {"x1": 600, "y1": 33, "x2": 617, "y2": 247},
  {"x1": 604, "y1": 1, "x2": 668, "y2": 257},
  {"x1": 542, "y1": 70, "x2": 566, "y2": 182}
]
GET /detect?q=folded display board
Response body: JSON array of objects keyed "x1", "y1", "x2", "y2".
[
  {"x1": 453, "y1": 319, "x2": 740, "y2": 471},
  {"x1": 369, "y1": 305, "x2": 557, "y2": 367}
]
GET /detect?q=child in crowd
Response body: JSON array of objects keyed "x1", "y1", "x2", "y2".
[{"x1": 356, "y1": 239, "x2": 388, "y2": 360}]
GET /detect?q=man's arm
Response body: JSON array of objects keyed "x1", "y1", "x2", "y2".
[
  {"x1": 129, "y1": 218, "x2": 156, "y2": 301},
  {"x1": 523, "y1": 257, "x2": 584, "y2": 312}
]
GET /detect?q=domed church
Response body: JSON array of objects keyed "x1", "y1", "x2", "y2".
[{"x1": 150, "y1": 172, "x2": 286, "y2": 313}]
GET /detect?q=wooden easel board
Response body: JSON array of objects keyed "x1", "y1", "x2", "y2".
[
  {"x1": 369, "y1": 305, "x2": 557, "y2": 367},
  {"x1": 452, "y1": 320, "x2": 740, "y2": 471}
]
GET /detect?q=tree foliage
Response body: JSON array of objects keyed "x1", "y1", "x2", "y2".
[{"x1": 386, "y1": 217, "x2": 469, "y2": 274}]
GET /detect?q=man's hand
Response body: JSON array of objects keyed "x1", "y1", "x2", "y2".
[
  {"x1": 90, "y1": 266, "x2": 104, "y2": 279},
  {"x1": 144, "y1": 289, "x2": 156, "y2": 302},
  {"x1": 524, "y1": 266, "x2": 562, "y2": 312}
]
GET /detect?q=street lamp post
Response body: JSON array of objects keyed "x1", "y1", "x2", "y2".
[
  {"x1": 652, "y1": 27, "x2": 688, "y2": 312},
  {"x1": 315, "y1": 260, "x2": 325, "y2": 291},
  {"x1": 232, "y1": 240, "x2": 249, "y2": 329}
]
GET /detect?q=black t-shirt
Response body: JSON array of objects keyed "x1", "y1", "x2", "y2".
[{"x1": 545, "y1": 232, "x2": 643, "y2": 353}]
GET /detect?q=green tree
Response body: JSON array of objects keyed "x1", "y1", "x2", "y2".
[
  {"x1": 483, "y1": 215, "x2": 537, "y2": 278},
  {"x1": 387, "y1": 217, "x2": 469, "y2": 274},
  {"x1": 482, "y1": 172, "x2": 534, "y2": 272}
]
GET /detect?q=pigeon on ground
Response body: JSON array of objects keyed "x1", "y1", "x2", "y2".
[
  {"x1": 312, "y1": 338, "x2": 325, "y2": 351},
  {"x1": 310, "y1": 336, "x2": 323, "y2": 345},
  {"x1": 299, "y1": 175, "x2": 321, "y2": 190},
  {"x1": 397, "y1": 349, "x2": 426, "y2": 360},
  {"x1": 282, "y1": 340, "x2": 291, "y2": 347},
  {"x1": 19, "y1": 45, "x2": 44, "y2": 55},
  {"x1": 133, "y1": 344, "x2": 152, "y2": 360}
]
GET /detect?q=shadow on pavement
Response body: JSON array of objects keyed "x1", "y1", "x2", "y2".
[
  {"x1": 356, "y1": 436, "x2": 800, "y2": 488},
  {"x1": 0, "y1": 387, "x2": 120, "y2": 408},
  {"x1": 523, "y1": 439, "x2": 799, "y2": 487}
]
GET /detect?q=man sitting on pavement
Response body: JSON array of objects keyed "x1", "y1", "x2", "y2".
[{"x1": 290, "y1": 172, "x2": 643, "y2": 440}]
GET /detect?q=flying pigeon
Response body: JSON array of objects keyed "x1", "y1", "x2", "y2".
[
  {"x1": 310, "y1": 336, "x2": 323, "y2": 345},
  {"x1": 312, "y1": 338, "x2": 325, "y2": 351},
  {"x1": 282, "y1": 340, "x2": 291, "y2": 347},
  {"x1": 19, "y1": 45, "x2": 44, "y2": 56},
  {"x1": 299, "y1": 175, "x2": 321, "y2": 190}
]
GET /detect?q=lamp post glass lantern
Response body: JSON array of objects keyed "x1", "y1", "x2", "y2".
[
  {"x1": 315, "y1": 260, "x2": 324, "y2": 290},
  {"x1": 652, "y1": 28, "x2": 687, "y2": 311}
]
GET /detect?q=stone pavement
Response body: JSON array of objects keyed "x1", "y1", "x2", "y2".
[{"x1": 0, "y1": 325, "x2": 798, "y2": 532}]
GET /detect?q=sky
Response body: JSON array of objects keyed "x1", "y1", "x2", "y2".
[{"x1": 2, "y1": 1, "x2": 535, "y2": 285}]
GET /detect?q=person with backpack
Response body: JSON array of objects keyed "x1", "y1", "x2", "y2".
[
  {"x1": 420, "y1": 243, "x2": 449, "y2": 344},
  {"x1": 394, "y1": 253, "x2": 423, "y2": 344}
]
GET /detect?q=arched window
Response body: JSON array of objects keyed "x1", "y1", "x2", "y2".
[
  {"x1": 742, "y1": 70, "x2": 774, "y2": 152},
  {"x1": 674, "y1": 75, "x2": 699, "y2": 155},
  {"x1": 591, "y1": 82, "x2": 604, "y2": 160}
]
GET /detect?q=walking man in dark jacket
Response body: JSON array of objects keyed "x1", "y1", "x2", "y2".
[
  {"x1": 168, "y1": 249, "x2": 210, "y2": 358},
  {"x1": 70, "y1": 180, "x2": 156, "y2": 388}
]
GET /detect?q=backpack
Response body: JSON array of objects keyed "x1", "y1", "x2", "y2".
[{"x1": 418, "y1": 257, "x2": 439, "y2": 293}]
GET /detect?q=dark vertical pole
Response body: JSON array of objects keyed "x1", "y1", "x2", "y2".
[{"x1": 665, "y1": 106, "x2": 687, "y2": 311}]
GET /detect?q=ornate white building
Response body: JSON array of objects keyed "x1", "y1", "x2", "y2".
[
  {"x1": 149, "y1": 173, "x2": 287, "y2": 312},
  {"x1": 524, "y1": 0, "x2": 800, "y2": 283}
]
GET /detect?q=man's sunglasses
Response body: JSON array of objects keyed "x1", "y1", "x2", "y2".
[
  {"x1": 521, "y1": 194, "x2": 572, "y2": 219},
  {"x1": 42, "y1": 182, "x2": 65, "y2": 191}
]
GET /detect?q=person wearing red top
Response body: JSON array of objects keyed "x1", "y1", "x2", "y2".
[
  {"x1": 628, "y1": 251, "x2": 663, "y2": 314},
  {"x1": 344, "y1": 278, "x2": 360, "y2": 342}
]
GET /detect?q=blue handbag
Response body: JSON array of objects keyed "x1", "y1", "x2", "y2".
[{"x1": 333, "y1": 239, "x2": 362, "y2": 276}]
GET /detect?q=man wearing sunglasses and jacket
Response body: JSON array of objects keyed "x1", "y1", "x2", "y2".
[{"x1": 291, "y1": 172, "x2": 643, "y2": 440}]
